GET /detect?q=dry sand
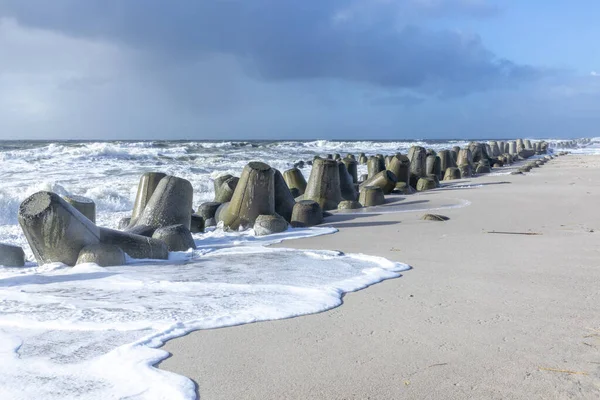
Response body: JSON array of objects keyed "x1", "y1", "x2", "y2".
[{"x1": 160, "y1": 154, "x2": 600, "y2": 399}]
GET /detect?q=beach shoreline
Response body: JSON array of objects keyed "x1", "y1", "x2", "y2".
[{"x1": 160, "y1": 154, "x2": 600, "y2": 399}]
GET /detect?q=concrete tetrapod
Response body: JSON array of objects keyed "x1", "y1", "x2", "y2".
[
  {"x1": 274, "y1": 169, "x2": 296, "y2": 222},
  {"x1": 367, "y1": 157, "x2": 384, "y2": 179},
  {"x1": 456, "y1": 149, "x2": 473, "y2": 167},
  {"x1": 443, "y1": 167, "x2": 462, "y2": 181},
  {"x1": 197, "y1": 202, "x2": 221, "y2": 226},
  {"x1": 131, "y1": 172, "x2": 167, "y2": 224},
  {"x1": 416, "y1": 177, "x2": 437, "y2": 192},
  {"x1": 190, "y1": 214, "x2": 205, "y2": 233},
  {"x1": 152, "y1": 224, "x2": 197, "y2": 252},
  {"x1": 291, "y1": 200, "x2": 323, "y2": 228},
  {"x1": 76, "y1": 244, "x2": 126, "y2": 267},
  {"x1": 450, "y1": 150, "x2": 458, "y2": 164},
  {"x1": 359, "y1": 186, "x2": 385, "y2": 207},
  {"x1": 475, "y1": 161, "x2": 492, "y2": 174},
  {"x1": 99, "y1": 227, "x2": 168, "y2": 260},
  {"x1": 342, "y1": 158, "x2": 359, "y2": 183},
  {"x1": 214, "y1": 177, "x2": 239, "y2": 203},
  {"x1": 283, "y1": 167, "x2": 307, "y2": 195},
  {"x1": 360, "y1": 170, "x2": 397, "y2": 195},
  {"x1": 438, "y1": 150, "x2": 456, "y2": 174},
  {"x1": 407, "y1": 146, "x2": 427, "y2": 187},
  {"x1": 426, "y1": 155, "x2": 442, "y2": 180},
  {"x1": 386, "y1": 154, "x2": 410, "y2": 185},
  {"x1": 221, "y1": 162, "x2": 276, "y2": 230},
  {"x1": 214, "y1": 202, "x2": 230, "y2": 224},
  {"x1": 133, "y1": 175, "x2": 194, "y2": 230},
  {"x1": 303, "y1": 158, "x2": 342, "y2": 211},
  {"x1": 213, "y1": 174, "x2": 234, "y2": 196},
  {"x1": 338, "y1": 200, "x2": 362, "y2": 210},
  {"x1": 253, "y1": 214, "x2": 289, "y2": 236},
  {"x1": 338, "y1": 162, "x2": 358, "y2": 201},
  {"x1": 0, "y1": 243, "x2": 26, "y2": 266},
  {"x1": 18, "y1": 191, "x2": 101, "y2": 266},
  {"x1": 458, "y1": 163, "x2": 473, "y2": 178},
  {"x1": 63, "y1": 195, "x2": 96, "y2": 223}
]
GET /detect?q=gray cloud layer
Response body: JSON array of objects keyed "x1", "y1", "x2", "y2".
[
  {"x1": 0, "y1": 1, "x2": 595, "y2": 139},
  {"x1": 0, "y1": 0, "x2": 537, "y2": 96}
]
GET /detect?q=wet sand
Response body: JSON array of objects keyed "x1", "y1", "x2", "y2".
[{"x1": 160, "y1": 154, "x2": 600, "y2": 399}]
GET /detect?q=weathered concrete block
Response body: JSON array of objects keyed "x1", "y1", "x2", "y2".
[
  {"x1": 99, "y1": 227, "x2": 168, "y2": 260},
  {"x1": 337, "y1": 200, "x2": 362, "y2": 210},
  {"x1": 291, "y1": 200, "x2": 323, "y2": 227},
  {"x1": 214, "y1": 176, "x2": 239, "y2": 203},
  {"x1": 152, "y1": 224, "x2": 196, "y2": 252},
  {"x1": 274, "y1": 169, "x2": 296, "y2": 222},
  {"x1": 359, "y1": 186, "x2": 385, "y2": 207},
  {"x1": 283, "y1": 167, "x2": 307, "y2": 195},
  {"x1": 0, "y1": 243, "x2": 26, "y2": 267},
  {"x1": 367, "y1": 157, "x2": 384, "y2": 179},
  {"x1": 197, "y1": 202, "x2": 221, "y2": 222},
  {"x1": 407, "y1": 146, "x2": 427, "y2": 187},
  {"x1": 19, "y1": 191, "x2": 100, "y2": 266},
  {"x1": 131, "y1": 172, "x2": 167, "y2": 224},
  {"x1": 63, "y1": 195, "x2": 96, "y2": 223},
  {"x1": 304, "y1": 158, "x2": 342, "y2": 211},
  {"x1": 221, "y1": 162, "x2": 275, "y2": 230},
  {"x1": 190, "y1": 214, "x2": 205, "y2": 233},
  {"x1": 76, "y1": 244, "x2": 126, "y2": 267},
  {"x1": 342, "y1": 158, "x2": 359, "y2": 183},
  {"x1": 338, "y1": 162, "x2": 358, "y2": 201},
  {"x1": 426, "y1": 155, "x2": 442, "y2": 180},
  {"x1": 416, "y1": 177, "x2": 437, "y2": 191},
  {"x1": 360, "y1": 170, "x2": 397, "y2": 195},
  {"x1": 253, "y1": 214, "x2": 289, "y2": 236},
  {"x1": 133, "y1": 175, "x2": 194, "y2": 230},
  {"x1": 443, "y1": 167, "x2": 462, "y2": 181},
  {"x1": 387, "y1": 154, "x2": 410, "y2": 185}
]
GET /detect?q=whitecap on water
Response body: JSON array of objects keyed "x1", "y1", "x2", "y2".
[{"x1": 0, "y1": 227, "x2": 410, "y2": 400}]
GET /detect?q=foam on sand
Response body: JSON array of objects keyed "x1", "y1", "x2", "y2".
[{"x1": 0, "y1": 227, "x2": 410, "y2": 400}]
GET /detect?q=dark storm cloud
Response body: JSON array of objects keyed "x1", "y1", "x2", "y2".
[{"x1": 0, "y1": 0, "x2": 538, "y2": 95}]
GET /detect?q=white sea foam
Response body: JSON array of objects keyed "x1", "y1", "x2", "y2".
[{"x1": 0, "y1": 227, "x2": 410, "y2": 400}]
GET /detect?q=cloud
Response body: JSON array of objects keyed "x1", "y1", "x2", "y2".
[
  {"x1": 1, "y1": 1, "x2": 594, "y2": 140},
  {"x1": 0, "y1": 0, "x2": 535, "y2": 96}
]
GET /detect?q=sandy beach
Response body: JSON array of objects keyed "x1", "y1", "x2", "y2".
[{"x1": 160, "y1": 154, "x2": 600, "y2": 399}]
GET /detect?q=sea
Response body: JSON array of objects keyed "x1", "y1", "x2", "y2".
[{"x1": 0, "y1": 138, "x2": 596, "y2": 399}]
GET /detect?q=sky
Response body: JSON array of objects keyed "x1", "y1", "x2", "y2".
[{"x1": 0, "y1": 0, "x2": 598, "y2": 140}]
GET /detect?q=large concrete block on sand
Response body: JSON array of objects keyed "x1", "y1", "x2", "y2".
[
  {"x1": 99, "y1": 227, "x2": 168, "y2": 260},
  {"x1": 291, "y1": 200, "x2": 323, "y2": 228},
  {"x1": 214, "y1": 176, "x2": 239, "y2": 203},
  {"x1": 152, "y1": 224, "x2": 196, "y2": 252},
  {"x1": 0, "y1": 243, "x2": 26, "y2": 267},
  {"x1": 360, "y1": 170, "x2": 397, "y2": 195},
  {"x1": 221, "y1": 162, "x2": 276, "y2": 230},
  {"x1": 304, "y1": 158, "x2": 342, "y2": 211},
  {"x1": 359, "y1": 186, "x2": 385, "y2": 207},
  {"x1": 18, "y1": 191, "x2": 100, "y2": 266},
  {"x1": 133, "y1": 175, "x2": 194, "y2": 230},
  {"x1": 274, "y1": 169, "x2": 296, "y2": 222},
  {"x1": 254, "y1": 214, "x2": 288, "y2": 236},
  {"x1": 407, "y1": 146, "x2": 427, "y2": 187},
  {"x1": 63, "y1": 195, "x2": 96, "y2": 223},
  {"x1": 283, "y1": 167, "x2": 307, "y2": 195},
  {"x1": 338, "y1": 162, "x2": 358, "y2": 201},
  {"x1": 76, "y1": 244, "x2": 126, "y2": 267},
  {"x1": 131, "y1": 172, "x2": 167, "y2": 223},
  {"x1": 386, "y1": 154, "x2": 410, "y2": 184}
]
